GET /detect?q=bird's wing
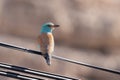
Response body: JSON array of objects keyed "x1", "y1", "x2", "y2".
[
  {"x1": 38, "y1": 33, "x2": 54, "y2": 54},
  {"x1": 37, "y1": 35, "x2": 42, "y2": 48}
]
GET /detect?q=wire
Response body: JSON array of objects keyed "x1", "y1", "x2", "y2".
[
  {"x1": 0, "y1": 62, "x2": 78, "y2": 80},
  {"x1": 0, "y1": 69, "x2": 43, "y2": 80},
  {"x1": 0, "y1": 42, "x2": 120, "y2": 75},
  {"x1": 52, "y1": 55, "x2": 120, "y2": 75},
  {"x1": 0, "y1": 42, "x2": 42, "y2": 55}
]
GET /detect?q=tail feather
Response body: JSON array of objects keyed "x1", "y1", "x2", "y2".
[{"x1": 43, "y1": 53, "x2": 51, "y2": 65}]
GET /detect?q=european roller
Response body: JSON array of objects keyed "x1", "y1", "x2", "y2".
[{"x1": 38, "y1": 22, "x2": 59, "y2": 65}]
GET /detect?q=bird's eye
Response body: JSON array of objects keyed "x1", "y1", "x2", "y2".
[{"x1": 47, "y1": 25, "x2": 51, "y2": 27}]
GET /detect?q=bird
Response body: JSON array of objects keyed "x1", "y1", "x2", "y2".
[{"x1": 38, "y1": 22, "x2": 60, "y2": 65}]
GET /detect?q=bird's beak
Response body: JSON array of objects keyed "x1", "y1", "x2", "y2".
[{"x1": 54, "y1": 25, "x2": 60, "y2": 27}]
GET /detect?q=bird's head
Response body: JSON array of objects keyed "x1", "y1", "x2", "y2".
[{"x1": 40, "y1": 22, "x2": 60, "y2": 33}]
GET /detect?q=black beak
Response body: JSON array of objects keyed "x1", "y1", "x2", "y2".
[{"x1": 54, "y1": 25, "x2": 60, "y2": 27}]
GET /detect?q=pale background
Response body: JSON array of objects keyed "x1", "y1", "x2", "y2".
[{"x1": 0, "y1": 0, "x2": 120, "y2": 80}]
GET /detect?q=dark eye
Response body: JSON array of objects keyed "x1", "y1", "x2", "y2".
[{"x1": 47, "y1": 25, "x2": 51, "y2": 27}]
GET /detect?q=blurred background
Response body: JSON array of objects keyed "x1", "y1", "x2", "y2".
[{"x1": 0, "y1": 0, "x2": 120, "y2": 80}]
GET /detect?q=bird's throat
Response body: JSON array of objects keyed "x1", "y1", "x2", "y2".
[{"x1": 40, "y1": 27, "x2": 52, "y2": 33}]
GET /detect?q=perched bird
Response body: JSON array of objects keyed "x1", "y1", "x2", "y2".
[{"x1": 38, "y1": 22, "x2": 59, "y2": 65}]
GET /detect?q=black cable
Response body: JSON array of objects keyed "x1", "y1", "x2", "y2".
[
  {"x1": 0, "y1": 69, "x2": 43, "y2": 80},
  {"x1": 0, "y1": 42, "x2": 120, "y2": 75},
  {"x1": 0, "y1": 62, "x2": 78, "y2": 80},
  {"x1": 52, "y1": 55, "x2": 120, "y2": 75},
  {"x1": 0, "y1": 42, "x2": 42, "y2": 55}
]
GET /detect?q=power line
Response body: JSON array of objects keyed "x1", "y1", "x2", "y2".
[
  {"x1": 52, "y1": 55, "x2": 120, "y2": 75},
  {"x1": 0, "y1": 42, "x2": 42, "y2": 55},
  {"x1": 0, "y1": 42, "x2": 120, "y2": 75},
  {"x1": 0, "y1": 69, "x2": 43, "y2": 80},
  {"x1": 0, "y1": 62, "x2": 78, "y2": 80}
]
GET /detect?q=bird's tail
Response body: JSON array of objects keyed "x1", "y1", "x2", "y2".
[{"x1": 43, "y1": 53, "x2": 51, "y2": 65}]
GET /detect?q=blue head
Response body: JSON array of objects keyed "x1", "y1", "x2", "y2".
[{"x1": 40, "y1": 22, "x2": 59, "y2": 33}]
